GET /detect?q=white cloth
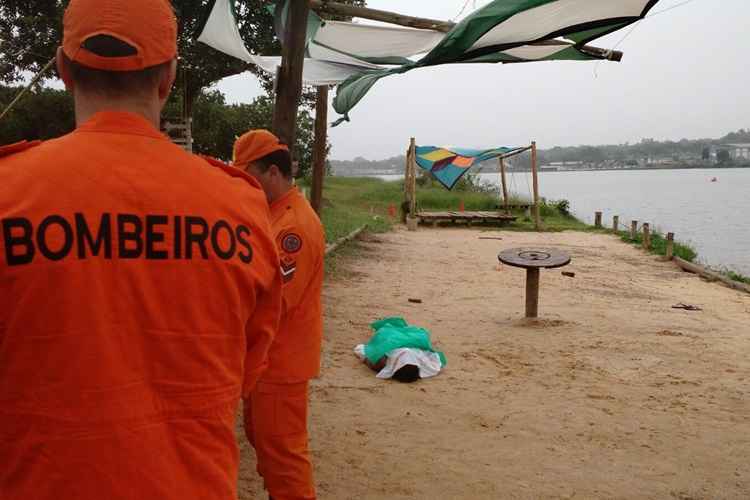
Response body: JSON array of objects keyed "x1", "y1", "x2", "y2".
[
  {"x1": 354, "y1": 344, "x2": 443, "y2": 380},
  {"x1": 197, "y1": 0, "x2": 445, "y2": 86},
  {"x1": 313, "y1": 20, "x2": 444, "y2": 59}
]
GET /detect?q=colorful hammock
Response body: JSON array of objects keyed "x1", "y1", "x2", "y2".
[{"x1": 415, "y1": 146, "x2": 523, "y2": 190}]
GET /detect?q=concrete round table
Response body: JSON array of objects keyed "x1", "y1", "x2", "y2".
[{"x1": 498, "y1": 248, "x2": 571, "y2": 318}]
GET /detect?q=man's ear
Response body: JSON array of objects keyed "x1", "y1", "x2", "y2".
[
  {"x1": 158, "y1": 58, "x2": 178, "y2": 102},
  {"x1": 56, "y1": 47, "x2": 75, "y2": 93},
  {"x1": 268, "y1": 164, "x2": 282, "y2": 178}
]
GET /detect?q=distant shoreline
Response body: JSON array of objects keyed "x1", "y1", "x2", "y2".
[{"x1": 333, "y1": 165, "x2": 750, "y2": 177}]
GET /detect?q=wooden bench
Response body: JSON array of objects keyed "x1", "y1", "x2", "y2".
[{"x1": 417, "y1": 211, "x2": 517, "y2": 227}]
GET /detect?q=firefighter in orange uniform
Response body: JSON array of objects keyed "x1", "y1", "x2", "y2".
[
  {"x1": 234, "y1": 130, "x2": 326, "y2": 500},
  {"x1": 0, "y1": 1, "x2": 282, "y2": 499}
]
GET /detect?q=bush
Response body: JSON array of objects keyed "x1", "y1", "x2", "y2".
[{"x1": 554, "y1": 199, "x2": 571, "y2": 217}]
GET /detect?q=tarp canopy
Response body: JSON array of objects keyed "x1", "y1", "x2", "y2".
[
  {"x1": 198, "y1": 0, "x2": 661, "y2": 123},
  {"x1": 415, "y1": 145, "x2": 524, "y2": 190}
]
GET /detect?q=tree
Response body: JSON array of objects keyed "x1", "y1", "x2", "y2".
[
  {"x1": 0, "y1": 84, "x2": 74, "y2": 143},
  {"x1": 163, "y1": 88, "x2": 324, "y2": 177},
  {"x1": 1, "y1": 0, "x2": 364, "y2": 108},
  {"x1": 716, "y1": 149, "x2": 731, "y2": 164}
]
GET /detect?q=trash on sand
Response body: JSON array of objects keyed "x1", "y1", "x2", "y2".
[{"x1": 672, "y1": 303, "x2": 702, "y2": 311}]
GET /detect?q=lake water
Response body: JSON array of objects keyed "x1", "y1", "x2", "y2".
[{"x1": 376, "y1": 169, "x2": 750, "y2": 274}]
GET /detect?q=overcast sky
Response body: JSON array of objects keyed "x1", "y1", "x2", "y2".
[{"x1": 216, "y1": 0, "x2": 747, "y2": 160}]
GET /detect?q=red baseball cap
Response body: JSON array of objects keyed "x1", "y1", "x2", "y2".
[
  {"x1": 233, "y1": 130, "x2": 290, "y2": 167},
  {"x1": 62, "y1": 0, "x2": 177, "y2": 72}
]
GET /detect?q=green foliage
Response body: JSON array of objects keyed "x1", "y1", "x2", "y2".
[
  {"x1": 553, "y1": 199, "x2": 571, "y2": 217},
  {"x1": 725, "y1": 271, "x2": 750, "y2": 285},
  {"x1": 716, "y1": 149, "x2": 731, "y2": 164},
  {"x1": 163, "y1": 89, "x2": 322, "y2": 176},
  {"x1": 0, "y1": 1, "x2": 277, "y2": 92},
  {"x1": 0, "y1": 84, "x2": 74, "y2": 142},
  {"x1": 619, "y1": 230, "x2": 698, "y2": 262},
  {"x1": 1, "y1": 0, "x2": 365, "y2": 109}
]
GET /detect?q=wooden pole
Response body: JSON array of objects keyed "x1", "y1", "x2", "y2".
[
  {"x1": 612, "y1": 215, "x2": 619, "y2": 233},
  {"x1": 674, "y1": 257, "x2": 750, "y2": 294},
  {"x1": 272, "y1": 1, "x2": 310, "y2": 148},
  {"x1": 309, "y1": 0, "x2": 453, "y2": 31},
  {"x1": 499, "y1": 157, "x2": 509, "y2": 214},
  {"x1": 409, "y1": 137, "x2": 417, "y2": 217},
  {"x1": 525, "y1": 268, "x2": 540, "y2": 318},
  {"x1": 307, "y1": 0, "x2": 623, "y2": 61},
  {"x1": 311, "y1": 85, "x2": 328, "y2": 215},
  {"x1": 665, "y1": 232, "x2": 675, "y2": 260},
  {"x1": 642, "y1": 223, "x2": 651, "y2": 250},
  {"x1": 0, "y1": 57, "x2": 56, "y2": 122},
  {"x1": 594, "y1": 211, "x2": 602, "y2": 228},
  {"x1": 630, "y1": 220, "x2": 638, "y2": 240},
  {"x1": 531, "y1": 141, "x2": 541, "y2": 231}
]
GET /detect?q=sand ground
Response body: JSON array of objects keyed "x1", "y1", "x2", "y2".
[{"x1": 238, "y1": 227, "x2": 750, "y2": 500}]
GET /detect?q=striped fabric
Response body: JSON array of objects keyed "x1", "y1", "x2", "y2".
[{"x1": 415, "y1": 146, "x2": 523, "y2": 190}]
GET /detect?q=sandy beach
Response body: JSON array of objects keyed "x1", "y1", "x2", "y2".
[{"x1": 238, "y1": 228, "x2": 750, "y2": 499}]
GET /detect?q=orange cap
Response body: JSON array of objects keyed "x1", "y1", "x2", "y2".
[
  {"x1": 63, "y1": 0, "x2": 177, "y2": 72},
  {"x1": 233, "y1": 130, "x2": 290, "y2": 167}
]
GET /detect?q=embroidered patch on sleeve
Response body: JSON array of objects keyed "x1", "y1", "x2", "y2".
[
  {"x1": 281, "y1": 233, "x2": 303, "y2": 254},
  {"x1": 280, "y1": 257, "x2": 297, "y2": 283}
]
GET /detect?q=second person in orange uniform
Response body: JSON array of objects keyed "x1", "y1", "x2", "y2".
[{"x1": 233, "y1": 130, "x2": 326, "y2": 500}]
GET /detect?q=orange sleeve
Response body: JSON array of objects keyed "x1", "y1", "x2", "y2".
[
  {"x1": 277, "y1": 227, "x2": 321, "y2": 312},
  {"x1": 242, "y1": 267, "x2": 283, "y2": 397}
]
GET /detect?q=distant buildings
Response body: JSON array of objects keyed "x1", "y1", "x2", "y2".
[{"x1": 721, "y1": 143, "x2": 750, "y2": 161}]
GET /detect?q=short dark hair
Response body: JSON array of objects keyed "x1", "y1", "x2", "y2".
[
  {"x1": 392, "y1": 364, "x2": 420, "y2": 383},
  {"x1": 62, "y1": 35, "x2": 171, "y2": 98},
  {"x1": 254, "y1": 148, "x2": 293, "y2": 179}
]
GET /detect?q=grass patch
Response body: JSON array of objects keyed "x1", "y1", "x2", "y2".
[
  {"x1": 724, "y1": 270, "x2": 750, "y2": 285},
  {"x1": 618, "y1": 229, "x2": 698, "y2": 262},
  {"x1": 313, "y1": 176, "x2": 707, "y2": 270}
]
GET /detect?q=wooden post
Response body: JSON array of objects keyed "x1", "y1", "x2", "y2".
[
  {"x1": 403, "y1": 142, "x2": 411, "y2": 222},
  {"x1": 630, "y1": 220, "x2": 638, "y2": 240},
  {"x1": 499, "y1": 157, "x2": 509, "y2": 214},
  {"x1": 525, "y1": 268, "x2": 540, "y2": 318},
  {"x1": 666, "y1": 232, "x2": 675, "y2": 260},
  {"x1": 311, "y1": 85, "x2": 328, "y2": 215},
  {"x1": 408, "y1": 137, "x2": 417, "y2": 217},
  {"x1": 272, "y1": 1, "x2": 310, "y2": 148},
  {"x1": 594, "y1": 211, "x2": 602, "y2": 228},
  {"x1": 642, "y1": 223, "x2": 651, "y2": 250},
  {"x1": 612, "y1": 215, "x2": 619, "y2": 233},
  {"x1": 531, "y1": 141, "x2": 541, "y2": 231}
]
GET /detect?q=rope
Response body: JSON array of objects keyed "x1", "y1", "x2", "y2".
[
  {"x1": 647, "y1": 0, "x2": 702, "y2": 18},
  {"x1": 594, "y1": 0, "x2": 703, "y2": 78},
  {"x1": 451, "y1": 0, "x2": 477, "y2": 21}
]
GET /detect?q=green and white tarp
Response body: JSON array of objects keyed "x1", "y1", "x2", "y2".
[{"x1": 198, "y1": 0, "x2": 661, "y2": 124}]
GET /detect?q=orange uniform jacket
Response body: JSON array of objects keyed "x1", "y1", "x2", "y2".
[
  {"x1": 0, "y1": 112, "x2": 282, "y2": 500},
  {"x1": 261, "y1": 187, "x2": 325, "y2": 383}
]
